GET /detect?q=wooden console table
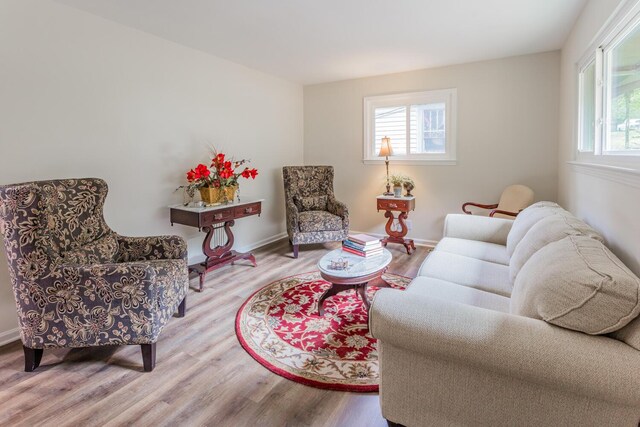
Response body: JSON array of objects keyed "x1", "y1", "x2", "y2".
[
  {"x1": 170, "y1": 199, "x2": 263, "y2": 291},
  {"x1": 376, "y1": 195, "x2": 416, "y2": 255}
]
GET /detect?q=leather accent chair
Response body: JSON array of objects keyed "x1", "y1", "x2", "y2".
[{"x1": 462, "y1": 184, "x2": 534, "y2": 219}]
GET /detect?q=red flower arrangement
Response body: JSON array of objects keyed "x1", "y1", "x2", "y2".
[{"x1": 185, "y1": 150, "x2": 258, "y2": 189}]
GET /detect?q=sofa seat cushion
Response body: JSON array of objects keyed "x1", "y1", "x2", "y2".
[
  {"x1": 509, "y1": 214, "x2": 604, "y2": 282},
  {"x1": 406, "y1": 276, "x2": 510, "y2": 312},
  {"x1": 60, "y1": 233, "x2": 118, "y2": 265},
  {"x1": 506, "y1": 202, "x2": 568, "y2": 256},
  {"x1": 298, "y1": 210, "x2": 342, "y2": 232},
  {"x1": 435, "y1": 237, "x2": 510, "y2": 265},
  {"x1": 417, "y1": 251, "x2": 512, "y2": 297},
  {"x1": 511, "y1": 236, "x2": 640, "y2": 335}
]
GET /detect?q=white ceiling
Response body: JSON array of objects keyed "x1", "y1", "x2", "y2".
[{"x1": 54, "y1": 0, "x2": 587, "y2": 85}]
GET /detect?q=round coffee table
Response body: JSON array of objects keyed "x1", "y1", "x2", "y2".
[{"x1": 316, "y1": 248, "x2": 393, "y2": 316}]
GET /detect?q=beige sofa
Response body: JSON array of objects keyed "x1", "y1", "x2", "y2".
[{"x1": 370, "y1": 202, "x2": 640, "y2": 427}]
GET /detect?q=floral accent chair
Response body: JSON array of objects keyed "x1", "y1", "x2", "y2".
[
  {"x1": 0, "y1": 178, "x2": 188, "y2": 372},
  {"x1": 282, "y1": 166, "x2": 349, "y2": 258}
]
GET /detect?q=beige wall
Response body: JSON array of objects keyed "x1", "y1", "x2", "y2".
[
  {"x1": 557, "y1": 0, "x2": 640, "y2": 275},
  {"x1": 304, "y1": 52, "x2": 560, "y2": 243},
  {"x1": 0, "y1": 0, "x2": 303, "y2": 341}
]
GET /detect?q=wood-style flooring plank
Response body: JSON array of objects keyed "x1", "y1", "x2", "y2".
[{"x1": 0, "y1": 239, "x2": 430, "y2": 426}]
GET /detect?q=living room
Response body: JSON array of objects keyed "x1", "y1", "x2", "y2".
[{"x1": 0, "y1": 0, "x2": 639, "y2": 425}]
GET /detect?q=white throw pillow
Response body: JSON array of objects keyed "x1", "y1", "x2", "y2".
[
  {"x1": 510, "y1": 236, "x2": 640, "y2": 335},
  {"x1": 509, "y1": 214, "x2": 604, "y2": 282},
  {"x1": 506, "y1": 202, "x2": 566, "y2": 256}
]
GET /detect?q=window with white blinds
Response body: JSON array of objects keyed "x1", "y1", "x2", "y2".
[{"x1": 364, "y1": 89, "x2": 457, "y2": 164}]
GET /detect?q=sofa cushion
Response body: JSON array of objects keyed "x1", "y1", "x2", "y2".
[
  {"x1": 506, "y1": 202, "x2": 567, "y2": 256},
  {"x1": 511, "y1": 236, "x2": 640, "y2": 334},
  {"x1": 406, "y1": 276, "x2": 510, "y2": 312},
  {"x1": 60, "y1": 233, "x2": 118, "y2": 265},
  {"x1": 418, "y1": 251, "x2": 512, "y2": 297},
  {"x1": 509, "y1": 215, "x2": 604, "y2": 282},
  {"x1": 298, "y1": 210, "x2": 342, "y2": 232},
  {"x1": 610, "y1": 316, "x2": 640, "y2": 350},
  {"x1": 294, "y1": 195, "x2": 328, "y2": 212},
  {"x1": 436, "y1": 237, "x2": 510, "y2": 265}
]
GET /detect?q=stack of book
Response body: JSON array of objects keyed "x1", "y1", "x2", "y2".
[{"x1": 342, "y1": 234, "x2": 383, "y2": 257}]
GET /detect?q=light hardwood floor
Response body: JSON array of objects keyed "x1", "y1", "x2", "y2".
[{"x1": 0, "y1": 239, "x2": 430, "y2": 427}]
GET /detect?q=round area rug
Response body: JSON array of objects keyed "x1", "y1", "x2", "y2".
[{"x1": 235, "y1": 271, "x2": 410, "y2": 392}]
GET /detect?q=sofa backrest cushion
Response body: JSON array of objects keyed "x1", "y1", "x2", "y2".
[
  {"x1": 60, "y1": 233, "x2": 118, "y2": 265},
  {"x1": 510, "y1": 235, "x2": 640, "y2": 335},
  {"x1": 506, "y1": 202, "x2": 568, "y2": 256},
  {"x1": 509, "y1": 214, "x2": 604, "y2": 282}
]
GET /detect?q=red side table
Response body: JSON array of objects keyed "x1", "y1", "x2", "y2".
[{"x1": 376, "y1": 195, "x2": 416, "y2": 255}]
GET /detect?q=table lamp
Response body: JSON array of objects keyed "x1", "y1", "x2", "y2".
[{"x1": 379, "y1": 136, "x2": 394, "y2": 196}]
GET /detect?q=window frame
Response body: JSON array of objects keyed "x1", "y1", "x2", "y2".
[
  {"x1": 363, "y1": 88, "x2": 457, "y2": 165},
  {"x1": 576, "y1": 0, "x2": 640, "y2": 169}
]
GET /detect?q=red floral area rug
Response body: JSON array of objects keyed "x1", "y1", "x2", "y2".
[{"x1": 235, "y1": 271, "x2": 410, "y2": 392}]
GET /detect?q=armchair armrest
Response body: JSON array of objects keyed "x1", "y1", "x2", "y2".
[
  {"x1": 462, "y1": 201, "x2": 498, "y2": 214},
  {"x1": 443, "y1": 213, "x2": 513, "y2": 245},
  {"x1": 285, "y1": 199, "x2": 299, "y2": 234},
  {"x1": 370, "y1": 289, "x2": 640, "y2": 407},
  {"x1": 489, "y1": 208, "x2": 519, "y2": 218},
  {"x1": 327, "y1": 197, "x2": 348, "y2": 218},
  {"x1": 116, "y1": 235, "x2": 187, "y2": 262}
]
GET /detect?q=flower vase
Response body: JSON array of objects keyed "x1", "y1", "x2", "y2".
[
  {"x1": 393, "y1": 186, "x2": 403, "y2": 197},
  {"x1": 199, "y1": 185, "x2": 238, "y2": 205}
]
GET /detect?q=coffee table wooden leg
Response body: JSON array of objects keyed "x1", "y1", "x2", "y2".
[
  {"x1": 318, "y1": 284, "x2": 343, "y2": 316},
  {"x1": 357, "y1": 283, "x2": 371, "y2": 311}
]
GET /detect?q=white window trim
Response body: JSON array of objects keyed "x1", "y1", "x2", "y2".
[
  {"x1": 574, "y1": 0, "x2": 640, "y2": 172},
  {"x1": 363, "y1": 89, "x2": 457, "y2": 165}
]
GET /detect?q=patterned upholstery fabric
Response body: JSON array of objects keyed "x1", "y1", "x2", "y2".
[
  {"x1": 282, "y1": 166, "x2": 349, "y2": 245},
  {"x1": 294, "y1": 195, "x2": 328, "y2": 212},
  {"x1": 0, "y1": 178, "x2": 188, "y2": 349},
  {"x1": 298, "y1": 211, "x2": 343, "y2": 232}
]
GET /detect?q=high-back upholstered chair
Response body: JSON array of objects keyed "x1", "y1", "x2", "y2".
[
  {"x1": 0, "y1": 178, "x2": 188, "y2": 372},
  {"x1": 282, "y1": 166, "x2": 349, "y2": 258},
  {"x1": 462, "y1": 184, "x2": 534, "y2": 219}
]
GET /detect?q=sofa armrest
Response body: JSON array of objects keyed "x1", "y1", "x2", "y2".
[
  {"x1": 116, "y1": 235, "x2": 187, "y2": 262},
  {"x1": 370, "y1": 289, "x2": 640, "y2": 407},
  {"x1": 443, "y1": 213, "x2": 513, "y2": 245}
]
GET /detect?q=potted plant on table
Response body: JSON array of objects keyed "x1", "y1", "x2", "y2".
[
  {"x1": 390, "y1": 174, "x2": 405, "y2": 197},
  {"x1": 403, "y1": 176, "x2": 415, "y2": 197},
  {"x1": 185, "y1": 149, "x2": 258, "y2": 205}
]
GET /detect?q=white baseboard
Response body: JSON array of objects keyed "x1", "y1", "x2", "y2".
[
  {"x1": 188, "y1": 232, "x2": 288, "y2": 265},
  {"x1": 0, "y1": 327, "x2": 20, "y2": 347},
  {"x1": 350, "y1": 230, "x2": 438, "y2": 248}
]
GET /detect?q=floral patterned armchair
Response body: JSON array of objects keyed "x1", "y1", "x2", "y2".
[
  {"x1": 282, "y1": 166, "x2": 349, "y2": 258},
  {"x1": 0, "y1": 178, "x2": 188, "y2": 372}
]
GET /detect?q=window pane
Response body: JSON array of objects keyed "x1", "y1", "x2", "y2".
[
  {"x1": 374, "y1": 106, "x2": 407, "y2": 155},
  {"x1": 410, "y1": 103, "x2": 446, "y2": 153},
  {"x1": 606, "y1": 22, "x2": 640, "y2": 152},
  {"x1": 580, "y1": 61, "x2": 596, "y2": 151}
]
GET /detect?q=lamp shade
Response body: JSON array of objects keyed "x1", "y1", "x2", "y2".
[{"x1": 378, "y1": 137, "x2": 394, "y2": 157}]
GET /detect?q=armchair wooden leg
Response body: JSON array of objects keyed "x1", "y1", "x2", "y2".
[
  {"x1": 141, "y1": 343, "x2": 156, "y2": 372},
  {"x1": 23, "y1": 346, "x2": 43, "y2": 372},
  {"x1": 293, "y1": 244, "x2": 299, "y2": 258},
  {"x1": 176, "y1": 296, "x2": 187, "y2": 318}
]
